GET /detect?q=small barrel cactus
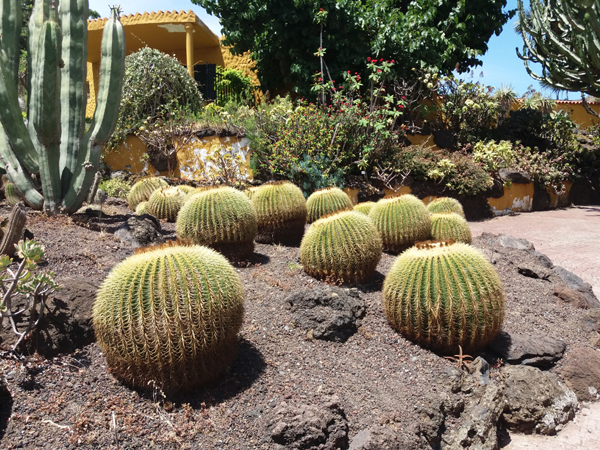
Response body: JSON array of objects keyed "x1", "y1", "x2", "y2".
[
  {"x1": 135, "y1": 201, "x2": 149, "y2": 215},
  {"x1": 4, "y1": 182, "x2": 22, "y2": 206},
  {"x1": 127, "y1": 177, "x2": 168, "y2": 211},
  {"x1": 176, "y1": 187, "x2": 258, "y2": 260},
  {"x1": 427, "y1": 197, "x2": 465, "y2": 218},
  {"x1": 369, "y1": 194, "x2": 431, "y2": 252},
  {"x1": 430, "y1": 213, "x2": 472, "y2": 244},
  {"x1": 147, "y1": 186, "x2": 187, "y2": 222},
  {"x1": 252, "y1": 181, "x2": 307, "y2": 244},
  {"x1": 383, "y1": 240, "x2": 504, "y2": 354},
  {"x1": 353, "y1": 201, "x2": 375, "y2": 215},
  {"x1": 175, "y1": 185, "x2": 196, "y2": 195},
  {"x1": 306, "y1": 187, "x2": 353, "y2": 223},
  {"x1": 93, "y1": 243, "x2": 244, "y2": 392},
  {"x1": 300, "y1": 210, "x2": 382, "y2": 284}
]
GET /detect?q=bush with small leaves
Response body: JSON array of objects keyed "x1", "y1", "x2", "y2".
[
  {"x1": 127, "y1": 177, "x2": 168, "y2": 210},
  {"x1": 426, "y1": 197, "x2": 465, "y2": 218},
  {"x1": 306, "y1": 187, "x2": 353, "y2": 223},
  {"x1": 147, "y1": 187, "x2": 187, "y2": 222},
  {"x1": 430, "y1": 213, "x2": 472, "y2": 244}
]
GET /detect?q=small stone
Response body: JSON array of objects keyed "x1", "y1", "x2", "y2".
[
  {"x1": 497, "y1": 234, "x2": 535, "y2": 251},
  {"x1": 557, "y1": 346, "x2": 600, "y2": 402},
  {"x1": 487, "y1": 331, "x2": 566, "y2": 368},
  {"x1": 554, "y1": 286, "x2": 591, "y2": 309}
]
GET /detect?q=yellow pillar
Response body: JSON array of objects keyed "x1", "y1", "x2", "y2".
[{"x1": 185, "y1": 23, "x2": 195, "y2": 78}]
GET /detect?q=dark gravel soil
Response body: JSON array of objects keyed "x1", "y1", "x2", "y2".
[{"x1": 0, "y1": 200, "x2": 597, "y2": 449}]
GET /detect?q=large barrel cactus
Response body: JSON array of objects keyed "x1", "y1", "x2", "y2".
[
  {"x1": 369, "y1": 194, "x2": 431, "y2": 252},
  {"x1": 0, "y1": 1, "x2": 126, "y2": 215},
  {"x1": 93, "y1": 243, "x2": 244, "y2": 392},
  {"x1": 427, "y1": 197, "x2": 465, "y2": 218},
  {"x1": 383, "y1": 240, "x2": 504, "y2": 354},
  {"x1": 147, "y1": 186, "x2": 187, "y2": 222},
  {"x1": 127, "y1": 177, "x2": 168, "y2": 210},
  {"x1": 353, "y1": 201, "x2": 375, "y2": 215},
  {"x1": 430, "y1": 212, "x2": 472, "y2": 244},
  {"x1": 252, "y1": 181, "x2": 307, "y2": 244},
  {"x1": 176, "y1": 186, "x2": 258, "y2": 260},
  {"x1": 306, "y1": 187, "x2": 353, "y2": 223},
  {"x1": 300, "y1": 210, "x2": 382, "y2": 284}
]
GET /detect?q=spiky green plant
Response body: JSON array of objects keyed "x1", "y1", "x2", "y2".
[
  {"x1": 135, "y1": 201, "x2": 149, "y2": 215},
  {"x1": 147, "y1": 186, "x2": 186, "y2": 222},
  {"x1": 306, "y1": 187, "x2": 353, "y2": 223},
  {"x1": 127, "y1": 177, "x2": 168, "y2": 210},
  {"x1": 4, "y1": 182, "x2": 22, "y2": 206},
  {"x1": 0, "y1": 2, "x2": 125, "y2": 215},
  {"x1": 300, "y1": 210, "x2": 382, "y2": 283},
  {"x1": 426, "y1": 197, "x2": 465, "y2": 218},
  {"x1": 176, "y1": 185, "x2": 196, "y2": 195},
  {"x1": 353, "y1": 201, "x2": 375, "y2": 215},
  {"x1": 93, "y1": 243, "x2": 244, "y2": 392},
  {"x1": 0, "y1": 204, "x2": 27, "y2": 257},
  {"x1": 369, "y1": 194, "x2": 431, "y2": 252},
  {"x1": 244, "y1": 186, "x2": 259, "y2": 200},
  {"x1": 430, "y1": 213, "x2": 472, "y2": 244},
  {"x1": 383, "y1": 240, "x2": 504, "y2": 354},
  {"x1": 176, "y1": 187, "x2": 257, "y2": 260},
  {"x1": 252, "y1": 181, "x2": 307, "y2": 244}
]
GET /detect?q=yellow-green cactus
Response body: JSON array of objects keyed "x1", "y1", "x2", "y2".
[
  {"x1": 430, "y1": 212, "x2": 472, "y2": 244},
  {"x1": 4, "y1": 181, "x2": 22, "y2": 206},
  {"x1": 300, "y1": 210, "x2": 382, "y2": 283},
  {"x1": 252, "y1": 181, "x2": 307, "y2": 244},
  {"x1": 127, "y1": 177, "x2": 168, "y2": 211},
  {"x1": 369, "y1": 194, "x2": 430, "y2": 252},
  {"x1": 427, "y1": 197, "x2": 465, "y2": 218},
  {"x1": 176, "y1": 185, "x2": 196, "y2": 195},
  {"x1": 306, "y1": 187, "x2": 353, "y2": 223},
  {"x1": 147, "y1": 186, "x2": 186, "y2": 222},
  {"x1": 176, "y1": 186, "x2": 257, "y2": 260},
  {"x1": 383, "y1": 240, "x2": 504, "y2": 354},
  {"x1": 135, "y1": 201, "x2": 149, "y2": 215},
  {"x1": 93, "y1": 243, "x2": 244, "y2": 392},
  {"x1": 353, "y1": 201, "x2": 375, "y2": 215},
  {"x1": 244, "y1": 186, "x2": 259, "y2": 200}
]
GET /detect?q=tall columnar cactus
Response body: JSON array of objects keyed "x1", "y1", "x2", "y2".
[
  {"x1": 306, "y1": 187, "x2": 353, "y2": 223},
  {"x1": 430, "y1": 213, "x2": 472, "y2": 244},
  {"x1": 252, "y1": 181, "x2": 307, "y2": 244},
  {"x1": 383, "y1": 241, "x2": 504, "y2": 354},
  {"x1": 369, "y1": 194, "x2": 431, "y2": 252},
  {"x1": 0, "y1": 1, "x2": 126, "y2": 215},
  {"x1": 93, "y1": 243, "x2": 244, "y2": 392},
  {"x1": 0, "y1": 204, "x2": 27, "y2": 257},
  {"x1": 4, "y1": 181, "x2": 22, "y2": 206},
  {"x1": 176, "y1": 187, "x2": 258, "y2": 261},
  {"x1": 426, "y1": 197, "x2": 465, "y2": 218},
  {"x1": 353, "y1": 201, "x2": 375, "y2": 216},
  {"x1": 147, "y1": 186, "x2": 187, "y2": 222},
  {"x1": 300, "y1": 210, "x2": 382, "y2": 284},
  {"x1": 127, "y1": 177, "x2": 169, "y2": 210}
]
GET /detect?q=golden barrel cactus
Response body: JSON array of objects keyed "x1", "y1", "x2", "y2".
[
  {"x1": 147, "y1": 186, "x2": 187, "y2": 222},
  {"x1": 127, "y1": 177, "x2": 168, "y2": 211},
  {"x1": 430, "y1": 212, "x2": 472, "y2": 244},
  {"x1": 135, "y1": 201, "x2": 149, "y2": 215},
  {"x1": 306, "y1": 187, "x2": 353, "y2": 223},
  {"x1": 353, "y1": 201, "x2": 375, "y2": 215},
  {"x1": 427, "y1": 197, "x2": 465, "y2": 218}
]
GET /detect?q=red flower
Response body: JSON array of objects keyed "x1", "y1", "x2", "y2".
[
  {"x1": 377, "y1": 69, "x2": 381, "y2": 73},
  {"x1": 391, "y1": 59, "x2": 395, "y2": 63},
  {"x1": 347, "y1": 70, "x2": 351, "y2": 74},
  {"x1": 402, "y1": 96, "x2": 406, "y2": 99},
  {"x1": 320, "y1": 8, "x2": 323, "y2": 11},
  {"x1": 367, "y1": 57, "x2": 371, "y2": 62},
  {"x1": 380, "y1": 58, "x2": 384, "y2": 62},
  {"x1": 399, "y1": 105, "x2": 404, "y2": 108}
]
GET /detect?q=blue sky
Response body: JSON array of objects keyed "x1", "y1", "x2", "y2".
[{"x1": 90, "y1": 0, "x2": 569, "y2": 99}]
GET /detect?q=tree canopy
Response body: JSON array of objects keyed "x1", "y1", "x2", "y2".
[{"x1": 194, "y1": 0, "x2": 514, "y2": 95}]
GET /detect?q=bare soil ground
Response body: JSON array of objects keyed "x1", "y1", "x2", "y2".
[{"x1": 0, "y1": 200, "x2": 597, "y2": 449}]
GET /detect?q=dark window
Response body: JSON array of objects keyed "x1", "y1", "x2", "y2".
[{"x1": 194, "y1": 63, "x2": 216, "y2": 101}]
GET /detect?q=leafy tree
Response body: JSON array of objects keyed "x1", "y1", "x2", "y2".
[{"x1": 194, "y1": 0, "x2": 514, "y2": 95}]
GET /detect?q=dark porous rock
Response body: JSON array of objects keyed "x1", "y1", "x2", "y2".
[
  {"x1": 285, "y1": 287, "x2": 365, "y2": 342},
  {"x1": 554, "y1": 266, "x2": 600, "y2": 309},
  {"x1": 531, "y1": 250, "x2": 554, "y2": 269},
  {"x1": 501, "y1": 365, "x2": 577, "y2": 435},
  {"x1": 554, "y1": 286, "x2": 592, "y2": 309},
  {"x1": 0, "y1": 371, "x2": 11, "y2": 440},
  {"x1": 487, "y1": 331, "x2": 566, "y2": 368},
  {"x1": 557, "y1": 346, "x2": 600, "y2": 402},
  {"x1": 532, "y1": 185, "x2": 552, "y2": 211},
  {"x1": 0, "y1": 277, "x2": 98, "y2": 357},
  {"x1": 499, "y1": 170, "x2": 532, "y2": 184},
  {"x1": 486, "y1": 178, "x2": 505, "y2": 199},
  {"x1": 581, "y1": 309, "x2": 600, "y2": 333},
  {"x1": 114, "y1": 214, "x2": 165, "y2": 248},
  {"x1": 469, "y1": 356, "x2": 491, "y2": 385},
  {"x1": 264, "y1": 395, "x2": 348, "y2": 450},
  {"x1": 349, "y1": 426, "x2": 414, "y2": 450},
  {"x1": 110, "y1": 170, "x2": 130, "y2": 180},
  {"x1": 497, "y1": 234, "x2": 535, "y2": 251},
  {"x1": 517, "y1": 263, "x2": 552, "y2": 281}
]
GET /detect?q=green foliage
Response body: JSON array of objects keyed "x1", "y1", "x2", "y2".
[
  {"x1": 426, "y1": 197, "x2": 465, "y2": 218},
  {"x1": 92, "y1": 243, "x2": 244, "y2": 392},
  {"x1": 306, "y1": 187, "x2": 353, "y2": 223},
  {"x1": 430, "y1": 212, "x2": 472, "y2": 244},
  {"x1": 290, "y1": 154, "x2": 346, "y2": 198},
  {"x1": 215, "y1": 66, "x2": 254, "y2": 107},
  {"x1": 472, "y1": 140, "x2": 516, "y2": 177},
  {"x1": 147, "y1": 186, "x2": 186, "y2": 222},
  {"x1": 382, "y1": 241, "x2": 504, "y2": 354},
  {"x1": 176, "y1": 187, "x2": 258, "y2": 261},
  {"x1": 99, "y1": 177, "x2": 130, "y2": 199},
  {"x1": 300, "y1": 210, "x2": 382, "y2": 284},
  {"x1": 126, "y1": 177, "x2": 168, "y2": 210}
]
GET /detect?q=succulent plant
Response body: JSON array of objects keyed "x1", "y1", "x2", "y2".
[
  {"x1": 135, "y1": 201, "x2": 149, "y2": 215},
  {"x1": 147, "y1": 186, "x2": 187, "y2": 222},
  {"x1": 369, "y1": 194, "x2": 431, "y2": 252},
  {"x1": 382, "y1": 240, "x2": 504, "y2": 354},
  {"x1": 300, "y1": 210, "x2": 382, "y2": 283},
  {"x1": 430, "y1": 213, "x2": 472, "y2": 244},
  {"x1": 176, "y1": 187, "x2": 258, "y2": 260},
  {"x1": 426, "y1": 197, "x2": 465, "y2": 218},
  {"x1": 306, "y1": 187, "x2": 353, "y2": 223},
  {"x1": 0, "y1": 204, "x2": 27, "y2": 257},
  {"x1": 127, "y1": 177, "x2": 168, "y2": 210},
  {"x1": 252, "y1": 181, "x2": 307, "y2": 244},
  {"x1": 353, "y1": 201, "x2": 375, "y2": 215},
  {"x1": 4, "y1": 182, "x2": 22, "y2": 206},
  {"x1": 244, "y1": 186, "x2": 259, "y2": 200},
  {"x1": 93, "y1": 243, "x2": 244, "y2": 392},
  {"x1": 176, "y1": 185, "x2": 196, "y2": 195}
]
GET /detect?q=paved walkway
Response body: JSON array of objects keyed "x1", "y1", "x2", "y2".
[{"x1": 469, "y1": 206, "x2": 600, "y2": 449}]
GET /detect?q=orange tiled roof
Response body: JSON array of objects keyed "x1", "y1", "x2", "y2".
[{"x1": 88, "y1": 10, "x2": 198, "y2": 30}]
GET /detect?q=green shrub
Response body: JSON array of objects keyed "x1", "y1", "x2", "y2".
[
  {"x1": 215, "y1": 66, "x2": 255, "y2": 107},
  {"x1": 99, "y1": 178, "x2": 131, "y2": 199}
]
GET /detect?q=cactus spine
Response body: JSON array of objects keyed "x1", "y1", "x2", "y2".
[
  {"x1": 427, "y1": 197, "x2": 465, "y2": 218},
  {"x1": 135, "y1": 201, "x2": 149, "y2": 215},
  {"x1": 127, "y1": 177, "x2": 168, "y2": 210},
  {"x1": 176, "y1": 187, "x2": 257, "y2": 261},
  {"x1": 300, "y1": 210, "x2": 382, "y2": 284},
  {"x1": 353, "y1": 201, "x2": 375, "y2": 215},
  {"x1": 93, "y1": 243, "x2": 244, "y2": 392},
  {"x1": 4, "y1": 181, "x2": 23, "y2": 206},
  {"x1": 147, "y1": 186, "x2": 186, "y2": 222},
  {"x1": 369, "y1": 194, "x2": 431, "y2": 252},
  {"x1": 0, "y1": 1, "x2": 125, "y2": 215},
  {"x1": 306, "y1": 187, "x2": 353, "y2": 223},
  {"x1": 383, "y1": 241, "x2": 504, "y2": 354},
  {"x1": 430, "y1": 213, "x2": 472, "y2": 244}
]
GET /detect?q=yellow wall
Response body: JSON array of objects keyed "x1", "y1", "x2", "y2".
[{"x1": 553, "y1": 103, "x2": 600, "y2": 128}]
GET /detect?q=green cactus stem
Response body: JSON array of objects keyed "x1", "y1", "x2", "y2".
[
  {"x1": 427, "y1": 197, "x2": 465, "y2": 218},
  {"x1": 382, "y1": 240, "x2": 505, "y2": 354},
  {"x1": 300, "y1": 210, "x2": 382, "y2": 284},
  {"x1": 353, "y1": 201, "x2": 375, "y2": 215},
  {"x1": 0, "y1": 204, "x2": 27, "y2": 257},
  {"x1": 93, "y1": 243, "x2": 244, "y2": 392},
  {"x1": 306, "y1": 187, "x2": 353, "y2": 223},
  {"x1": 127, "y1": 177, "x2": 168, "y2": 210},
  {"x1": 4, "y1": 181, "x2": 23, "y2": 206},
  {"x1": 147, "y1": 186, "x2": 187, "y2": 222},
  {"x1": 135, "y1": 201, "x2": 149, "y2": 215},
  {"x1": 430, "y1": 212, "x2": 472, "y2": 244}
]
